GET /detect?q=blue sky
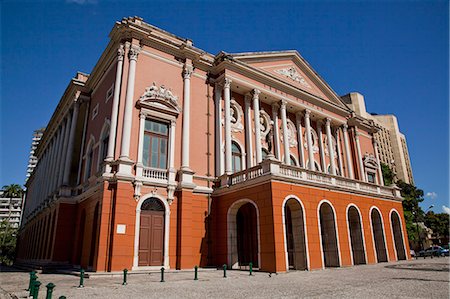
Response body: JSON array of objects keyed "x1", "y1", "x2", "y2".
[{"x1": 1, "y1": 0, "x2": 448, "y2": 212}]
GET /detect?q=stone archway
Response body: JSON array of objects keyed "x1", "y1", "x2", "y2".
[
  {"x1": 227, "y1": 199, "x2": 260, "y2": 269},
  {"x1": 347, "y1": 205, "x2": 366, "y2": 265},
  {"x1": 319, "y1": 202, "x2": 340, "y2": 267},
  {"x1": 284, "y1": 198, "x2": 308, "y2": 270},
  {"x1": 391, "y1": 211, "x2": 406, "y2": 260},
  {"x1": 371, "y1": 208, "x2": 388, "y2": 263}
]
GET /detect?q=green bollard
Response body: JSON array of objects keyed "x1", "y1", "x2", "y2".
[
  {"x1": 249, "y1": 262, "x2": 253, "y2": 276},
  {"x1": 46, "y1": 283, "x2": 55, "y2": 299},
  {"x1": 160, "y1": 267, "x2": 165, "y2": 282},
  {"x1": 122, "y1": 269, "x2": 128, "y2": 285},
  {"x1": 78, "y1": 269, "x2": 85, "y2": 288},
  {"x1": 27, "y1": 271, "x2": 37, "y2": 291},
  {"x1": 223, "y1": 264, "x2": 227, "y2": 278},
  {"x1": 59, "y1": 296, "x2": 67, "y2": 299},
  {"x1": 194, "y1": 266, "x2": 198, "y2": 281},
  {"x1": 32, "y1": 280, "x2": 41, "y2": 299},
  {"x1": 28, "y1": 272, "x2": 38, "y2": 296}
]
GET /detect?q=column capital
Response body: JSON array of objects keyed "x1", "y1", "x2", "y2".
[
  {"x1": 214, "y1": 81, "x2": 223, "y2": 91},
  {"x1": 244, "y1": 93, "x2": 252, "y2": 104},
  {"x1": 272, "y1": 102, "x2": 279, "y2": 114},
  {"x1": 128, "y1": 44, "x2": 141, "y2": 61},
  {"x1": 139, "y1": 112, "x2": 146, "y2": 119},
  {"x1": 325, "y1": 117, "x2": 332, "y2": 126},
  {"x1": 170, "y1": 119, "x2": 177, "y2": 126},
  {"x1": 280, "y1": 99, "x2": 287, "y2": 109},
  {"x1": 252, "y1": 88, "x2": 260, "y2": 98},
  {"x1": 304, "y1": 109, "x2": 311, "y2": 118},
  {"x1": 183, "y1": 64, "x2": 194, "y2": 79},
  {"x1": 117, "y1": 44, "x2": 125, "y2": 61},
  {"x1": 224, "y1": 78, "x2": 232, "y2": 88},
  {"x1": 342, "y1": 123, "x2": 349, "y2": 131}
]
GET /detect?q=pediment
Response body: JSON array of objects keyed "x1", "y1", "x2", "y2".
[
  {"x1": 230, "y1": 51, "x2": 349, "y2": 109},
  {"x1": 138, "y1": 82, "x2": 181, "y2": 115},
  {"x1": 363, "y1": 153, "x2": 378, "y2": 169}
]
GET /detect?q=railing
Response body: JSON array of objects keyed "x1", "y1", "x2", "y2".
[
  {"x1": 142, "y1": 167, "x2": 168, "y2": 180},
  {"x1": 220, "y1": 159, "x2": 400, "y2": 199}
]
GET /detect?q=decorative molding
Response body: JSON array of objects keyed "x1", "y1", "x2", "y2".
[
  {"x1": 224, "y1": 78, "x2": 232, "y2": 88},
  {"x1": 281, "y1": 119, "x2": 298, "y2": 148},
  {"x1": 128, "y1": 44, "x2": 141, "y2": 61},
  {"x1": 363, "y1": 153, "x2": 379, "y2": 169},
  {"x1": 259, "y1": 110, "x2": 272, "y2": 141},
  {"x1": 304, "y1": 128, "x2": 319, "y2": 153},
  {"x1": 183, "y1": 64, "x2": 194, "y2": 79},
  {"x1": 117, "y1": 44, "x2": 125, "y2": 61},
  {"x1": 230, "y1": 98, "x2": 244, "y2": 132},
  {"x1": 138, "y1": 82, "x2": 181, "y2": 115},
  {"x1": 275, "y1": 66, "x2": 312, "y2": 89}
]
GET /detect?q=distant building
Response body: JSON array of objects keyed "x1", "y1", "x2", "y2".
[
  {"x1": 0, "y1": 191, "x2": 22, "y2": 229},
  {"x1": 342, "y1": 93, "x2": 414, "y2": 184},
  {"x1": 25, "y1": 128, "x2": 45, "y2": 182}
]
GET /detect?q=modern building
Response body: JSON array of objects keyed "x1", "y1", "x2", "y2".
[
  {"x1": 17, "y1": 17, "x2": 410, "y2": 272},
  {"x1": 25, "y1": 128, "x2": 45, "y2": 182},
  {"x1": 342, "y1": 93, "x2": 414, "y2": 184},
  {"x1": 0, "y1": 191, "x2": 22, "y2": 229}
]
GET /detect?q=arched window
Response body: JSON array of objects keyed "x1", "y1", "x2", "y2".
[
  {"x1": 306, "y1": 160, "x2": 322, "y2": 172},
  {"x1": 290, "y1": 155, "x2": 297, "y2": 166},
  {"x1": 98, "y1": 121, "x2": 110, "y2": 171},
  {"x1": 84, "y1": 138, "x2": 95, "y2": 181},
  {"x1": 232, "y1": 142, "x2": 242, "y2": 172}
]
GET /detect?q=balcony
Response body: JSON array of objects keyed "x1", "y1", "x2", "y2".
[{"x1": 217, "y1": 157, "x2": 402, "y2": 200}]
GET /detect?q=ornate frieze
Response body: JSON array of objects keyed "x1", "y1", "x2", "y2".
[
  {"x1": 275, "y1": 66, "x2": 311, "y2": 88},
  {"x1": 259, "y1": 110, "x2": 272, "y2": 140},
  {"x1": 138, "y1": 82, "x2": 181, "y2": 114},
  {"x1": 363, "y1": 153, "x2": 379, "y2": 169},
  {"x1": 280, "y1": 119, "x2": 298, "y2": 148},
  {"x1": 230, "y1": 98, "x2": 244, "y2": 132}
]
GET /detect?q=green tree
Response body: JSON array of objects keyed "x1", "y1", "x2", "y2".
[
  {"x1": 0, "y1": 219, "x2": 18, "y2": 265},
  {"x1": 381, "y1": 163, "x2": 395, "y2": 186},
  {"x1": 2, "y1": 184, "x2": 24, "y2": 198},
  {"x1": 424, "y1": 211, "x2": 449, "y2": 243}
]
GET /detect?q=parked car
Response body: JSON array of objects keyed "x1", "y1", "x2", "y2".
[
  {"x1": 410, "y1": 249, "x2": 416, "y2": 258},
  {"x1": 442, "y1": 244, "x2": 449, "y2": 256},
  {"x1": 418, "y1": 246, "x2": 449, "y2": 257}
]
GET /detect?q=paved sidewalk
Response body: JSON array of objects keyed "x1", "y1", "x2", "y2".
[{"x1": 1, "y1": 258, "x2": 449, "y2": 298}]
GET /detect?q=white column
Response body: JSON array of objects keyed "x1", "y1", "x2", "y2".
[
  {"x1": 118, "y1": 44, "x2": 140, "y2": 173},
  {"x1": 373, "y1": 139, "x2": 384, "y2": 186},
  {"x1": 63, "y1": 102, "x2": 80, "y2": 185},
  {"x1": 280, "y1": 100, "x2": 290, "y2": 164},
  {"x1": 136, "y1": 112, "x2": 146, "y2": 177},
  {"x1": 105, "y1": 44, "x2": 125, "y2": 172},
  {"x1": 317, "y1": 121, "x2": 326, "y2": 172},
  {"x1": 244, "y1": 94, "x2": 253, "y2": 168},
  {"x1": 224, "y1": 78, "x2": 232, "y2": 174},
  {"x1": 214, "y1": 83, "x2": 223, "y2": 176},
  {"x1": 272, "y1": 103, "x2": 281, "y2": 160},
  {"x1": 326, "y1": 118, "x2": 337, "y2": 176},
  {"x1": 181, "y1": 62, "x2": 193, "y2": 171},
  {"x1": 253, "y1": 89, "x2": 262, "y2": 164},
  {"x1": 54, "y1": 122, "x2": 66, "y2": 190},
  {"x1": 46, "y1": 137, "x2": 57, "y2": 196},
  {"x1": 169, "y1": 120, "x2": 176, "y2": 169},
  {"x1": 354, "y1": 128, "x2": 366, "y2": 182},
  {"x1": 295, "y1": 112, "x2": 305, "y2": 168},
  {"x1": 58, "y1": 115, "x2": 71, "y2": 187},
  {"x1": 304, "y1": 109, "x2": 314, "y2": 170},
  {"x1": 335, "y1": 128, "x2": 344, "y2": 176},
  {"x1": 342, "y1": 124, "x2": 354, "y2": 179}
]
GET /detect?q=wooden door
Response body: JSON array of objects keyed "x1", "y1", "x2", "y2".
[{"x1": 138, "y1": 210, "x2": 164, "y2": 266}]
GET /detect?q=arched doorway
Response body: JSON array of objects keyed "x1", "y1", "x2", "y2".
[
  {"x1": 138, "y1": 197, "x2": 165, "y2": 266},
  {"x1": 391, "y1": 211, "x2": 406, "y2": 260},
  {"x1": 319, "y1": 202, "x2": 340, "y2": 267},
  {"x1": 284, "y1": 198, "x2": 307, "y2": 270},
  {"x1": 347, "y1": 206, "x2": 366, "y2": 265},
  {"x1": 371, "y1": 208, "x2": 388, "y2": 262},
  {"x1": 228, "y1": 200, "x2": 260, "y2": 269}
]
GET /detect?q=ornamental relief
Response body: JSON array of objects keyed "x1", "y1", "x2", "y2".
[
  {"x1": 258, "y1": 110, "x2": 272, "y2": 140},
  {"x1": 230, "y1": 98, "x2": 244, "y2": 132},
  {"x1": 138, "y1": 82, "x2": 181, "y2": 114},
  {"x1": 303, "y1": 128, "x2": 319, "y2": 153},
  {"x1": 324, "y1": 136, "x2": 338, "y2": 157},
  {"x1": 274, "y1": 66, "x2": 312, "y2": 89},
  {"x1": 280, "y1": 119, "x2": 298, "y2": 148},
  {"x1": 363, "y1": 153, "x2": 379, "y2": 169}
]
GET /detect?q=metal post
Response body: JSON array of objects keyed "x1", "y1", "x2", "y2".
[
  {"x1": 223, "y1": 264, "x2": 227, "y2": 278},
  {"x1": 46, "y1": 283, "x2": 55, "y2": 299},
  {"x1": 32, "y1": 281, "x2": 41, "y2": 299},
  {"x1": 29, "y1": 275, "x2": 38, "y2": 297},
  {"x1": 160, "y1": 267, "x2": 165, "y2": 282},
  {"x1": 78, "y1": 269, "x2": 85, "y2": 288},
  {"x1": 122, "y1": 269, "x2": 128, "y2": 285},
  {"x1": 194, "y1": 266, "x2": 198, "y2": 280},
  {"x1": 249, "y1": 262, "x2": 253, "y2": 276},
  {"x1": 27, "y1": 271, "x2": 37, "y2": 291}
]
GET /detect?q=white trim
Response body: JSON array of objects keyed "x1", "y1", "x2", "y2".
[
  {"x1": 389, "y1": 209, "x2": 408, "y2": 261},
  {"x1": 317, "y1": 199, "x2": 342, "y2": 269},
  {"x1": 227, "y1": 199, "x2": 261, "y2": 269},
  {"x1": 369, "y1": 206, "x2": 390, "y2": 263},
  {"x1": 105, "y1": 83, "x2": 114, "y2": 103},
  {"x1": 281, "y1": 195, "x2": 310, "y2": 271},
  {"x1": 132, "y1": 193, "x2": 171, "y2": 270},
  {"x1": 345, "y1": 204, "x2": 368, "y2": 265}
]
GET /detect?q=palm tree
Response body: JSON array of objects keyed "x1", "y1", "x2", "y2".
[{"x1": 2, "y1": 184, "x2": 24, "y2": 198}]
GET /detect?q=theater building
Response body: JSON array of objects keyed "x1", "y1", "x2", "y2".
[{"x1": 17, "y1": 17, "x2": 410, "y2": 273}]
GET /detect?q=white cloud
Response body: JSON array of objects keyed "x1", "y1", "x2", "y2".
[
  {"x1": 425, "y1": 192, "x2": 438, "y2": 200},
  {"x1": 443, "y1": 206, "x2": 450, "y2": 215}
]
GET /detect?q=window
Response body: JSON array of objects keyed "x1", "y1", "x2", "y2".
[
  {"x1": 143, "y1": 119, "x2": 169, "y2": 169},
  {"x1": 101, "y1": 135, "x2": 109, "y2": 163},
  {"x1": 91, "y1": 103, "x2": 99, "y2": 120},
  {"x1": 367, "y1": 172, "x2": 376, "y2": 184},
  {"x1": 232, "y1": 142, "x2": 242, "y2": 173},
  {"x1": 106, "y1": 84, "x2": 114, "y2": 102}
]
